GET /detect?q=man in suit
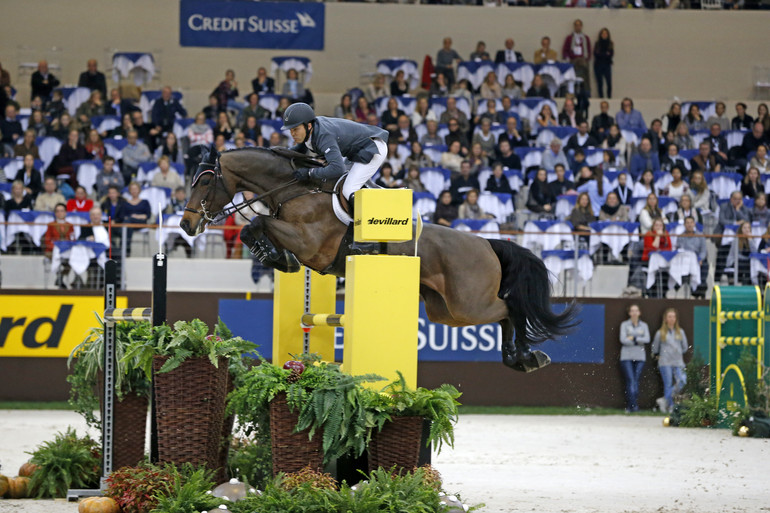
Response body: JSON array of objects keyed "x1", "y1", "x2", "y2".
[
  {"x1": 565, "y1": 121, "x2": 598, "y2": 152},
  {"x1": 30, "y1": 60, "x2": 60, "y2": 103},
  {"x1": 495, "y1": 38, "x2": 524, "y2": 64},
  {"x1": 690, "y1": 141, "x2": 721, "y2": 173},
  {"x1": 151, "y1": 86, "x2": 187, "y2": 135},
  {"x1": 251, "y1": 67, "x2": 275, "y2": 94},
  {"x1": 105, "y1": 88, "x2": 139, "y2": 118},
  {"x1": 498, "y1": 116, "x2": 526, "y2": 149},
  {"x1": 78, "y1": 59, "x2": 107, "y2": 100},
  {"x1": 706, "y1": 122, "x2": 729, "y2": 166}
]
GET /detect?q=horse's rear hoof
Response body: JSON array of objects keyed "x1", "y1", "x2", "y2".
[{"x1": 503, "y1": 349, "x2": 551, "y2": 373}]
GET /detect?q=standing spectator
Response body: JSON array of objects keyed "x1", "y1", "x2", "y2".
[
  {"x1": 45, "y1": 203, "x2": 75, "y2": 287},
  {"x1": 593, "y1": 28, "x2": 614, "y2": 99},
  {"x1": 470, "y1": 41, "x2": 491, "y2": 62},
  {"x1": 526, "y1": 74, "x2": 551, "y2": 99},
  {"x1": 77, "y1": 59, "x2": 107, "y2": 99},
  {"x1": 715, "y1": 191, "x2": 752, "y2": 282},
  {"x1": 494, "y1": 38, "x2": 523, "y2": 64},
  {"x1": 684, "y1": 104, "x2": 707, "y2": 132},
  {"x1": 282, "y1": 68, "x2": 307, "y2": 101},
  {"x1": 542, "y1": 138, "x2": 569, "y2": 171},
  {"x1": 639, "y1": 193, "x2": 663, "y2": 235},
  {"x1": 690, "y1": 141, "x2": 720, "y2": 173},
  {"x1": 433, "y1": 190, "x2": 458, "y2": 227},
  {"x1": 390, "y1": 71, "x2": 410, "y2": 97},
  {"x1": 661, "y1": 102, "x2": 682, "y2": 134},
  {"x1": 435, "y1": 37, "x2": 461, "y2": 86},
  {"x1": 151, "y1": 156, "x2": 183, "y2": 190},
  {"x1": 629, "y1": 138, "x2": 660, "y2": 179},
  {"x1": 122, "y1": 181, "x2": 152, "y2": 256},
  {"x1": 533, "y1": 36, "x2": 557, "y2": 64},
  {"x1": 652, "y1": 308, "x2": 689, "y2": 414},
  {"x1": 14, "y1": 129, "x2": 40, "y2": 159},
  {"x1": 251, "y1": 67, "x2": 274, "y2": 94},
  {"x1": 364, "y1": 73, "x2": 387, "y2": 104},
  {"x1": 619, "y1": 304, "x2": 650, "y2": 413},
  {"x1": 1, "y1": 104, "x2": 23, "y2": 156},
  {"x1": 562, "y1": 19, "x2": 591, "y2": 94},
  {"x1": 121, "y1": 129, "x2": 151, "y2": 183},
  {"x1": 213, "y1": 69, "x2": 239, "y2": 112},
  {"x1": 30, "y1": 60, "x2": 60, "y2": 103},
  {"x1": 707, "y1": 102, "x2": 730, "y2": 132},
  {"x1": 742, "y1": 167, "x2": 762, "y2": 199},
  {"x1": 94, "y1": 156, "x2": 124, "y2": 199},
  {"x1": 526, "y1": 168, "x2": 556, "y2": 214},
  {"x1": 150, "y1": 86, "x2": 187, "y2": 137},
  {"x1": 615, "y1": 98, "x2": 646, "y2": 131},
  {"x1": 14, "y1": 154, "x2": 42, "y2": 199},
  {"x1": 67, "y1": 186, "x2": 94, "y2": 213},
  {"x1": 732, "y1": 102, "x2": 754, "y2": 131},
  {"x1": 676, "y1": 215, "x2": 708, "y2": 297},
  {"x1": 736, "y1": 221, "x2": 754, "y2": 285},
  {"x1": 35, "y1": 177, "x2": 66, "y2": 212}
]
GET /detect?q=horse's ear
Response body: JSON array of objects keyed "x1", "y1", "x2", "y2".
[{"x1": 199, "y1": 144, "x2": 219, "y2": 166}]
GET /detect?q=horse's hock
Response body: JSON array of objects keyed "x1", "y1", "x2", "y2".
[{"x1": 273, "y1": 188, "x2": 421, "y2": 388}]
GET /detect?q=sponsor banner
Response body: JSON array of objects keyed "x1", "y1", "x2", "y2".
[
  {"x1": 180, "y1": 0, "x2": 324, "y2": 50},
  {"x1": 0, "y1": 295, "x2": 127, "y2": 358},
  {"x1": 219, "y1": 300, "x2": 604, "y2": 364}
]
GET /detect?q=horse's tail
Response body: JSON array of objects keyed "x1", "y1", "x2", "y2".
[{"x1": 487, "y1": 238, "x2": 580, "y2": 345}]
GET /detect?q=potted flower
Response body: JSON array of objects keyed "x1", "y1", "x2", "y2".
[{"x1": 68, "y1": 316, "x2": 152, "y2": 469}]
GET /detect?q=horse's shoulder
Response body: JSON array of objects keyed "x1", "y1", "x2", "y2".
[{"x1": 269, "y1": 146, "x2": 325, "y2": 168}]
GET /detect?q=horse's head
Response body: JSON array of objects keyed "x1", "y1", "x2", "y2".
[{"x1": 180, "y1": 147, "x2": 232, "y2": 236}]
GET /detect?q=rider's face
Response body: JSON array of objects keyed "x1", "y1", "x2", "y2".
[{"x1": 290, "y1": 124, "x2": 307, "y2": 144}]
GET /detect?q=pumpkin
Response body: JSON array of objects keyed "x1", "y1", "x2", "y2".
[
  {"x1": 7, "y1": 476, "x2": 30, "y2": 499},
  {"x1": 78, "y1": 496, "x2": 120, "y2": 513},
  {"x1": 18, "y1": 462, "x2": 39, "y2": 477},
  {"x1": 0, "y1": 474, "x2": 9, "y2": 497}
]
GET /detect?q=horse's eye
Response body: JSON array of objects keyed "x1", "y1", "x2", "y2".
[{"x1": 201, "y1": 177, "x2": 210, "y2": 186}]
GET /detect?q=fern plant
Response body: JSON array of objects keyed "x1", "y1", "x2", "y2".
[
  {"x1": 150, "y1": 465, "x2": 222, "y2": 513},
  {"x1": 27, "y1": 428, "x2": 101, "y2": 498}
]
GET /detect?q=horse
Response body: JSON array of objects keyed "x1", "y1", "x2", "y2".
[{"x1": 180, "y1": 147, "x2": 578, "y2": 371}]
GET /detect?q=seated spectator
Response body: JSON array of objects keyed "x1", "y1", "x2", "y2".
[
  {"x1": 106, "y1": 112, "x2": 133, "y2": 139},
  {"x1": 749, "y1": 144, "x2": 769, "y2": 174},
  {"x1": 392, "y1": 114, "x2": 417, "y2": 145},
  {"x1": 79, "y1": 206, "x2": 110, "y2": 245},
  {"x1": 475, "y1": 99, "x2": 500, "y2": 127},
  {"x1": 123, "y1": 181, "x2": 152, "y2": 256},
  {"x1": 569, "y1": 192, "x2": 596, "y2": 245},
  {"x1": 154, "y1": 132, "x2": 184, "y2": 165},
  {"x1": 167, "y1": 186, "x2": 187, "y2": 213},
  {"x1": 673, "y1": 122, "x2": 695, "y2": 151},
  {"x1": 542, "y1": 138, "x2": 569, "y2": 171},
  {"x1": 105, "y1": 88, "x2": 138, "y2": 119},
  {"x1": 565, "y1": 121, "x2": 598, "y2": 152},
  {"x1": 568, "y1": 149, "x2": 587, "y2": 176},
  {"x1": 639, "y1": 193, "x2": 663, "y2": 235},
  {"x1": 85, "y1": 129, "x2": 105, "y2": 161},
  {"x1": 525, "y1": 74, "x2": 550, "y2": 99},
  {"x1": 450, "y1": 161, "x2": 480, "y2": 205},
  {"x1": 599, "y1": 191, "x2": 629, "y2": 221},
  {"x1": 675, "y1": 215, "x2": 708, "y2": 298},
  {"x1": 533, "y1": 36, "x2": 557, "y2": 64},
  {"x1": 214, "y1": 111, "x2": 234, "y2": 141},
  {"x1": 496, "y1": 140, "x2": 521, "y2": 170},
  {"x1": 45, "y1": 203, "x2": 75, "y2": 286},
  {"x1": 28, "y1": 110, "x2": 49, "y2": 138},
  {"x1": 420, "y1": 120, "x2": 443, "y2": 147},
  {"x1": 536, "y1": 104, "x2": 559, "y2": 130},
  {"x1": 333, "y1": 93, "x2": 353, "y2": 120},
  {"x1": 403, "y1": 142, "x2": 432, "y2": 170},
  {"x1": 526, "y1": 168, "x2": 555, "y2": 214},
  {"x1": 391, "y1": 70, "x2": 410, "y2": 97},
  {"x1": 53, "y1": 129, "x2": 90, "y2": 186},
  {"x1": 467, "y1": 142, "x2": 489, "y2": 173},
  {"x1": 613, "y1": 172, "x2": 632, "y2": 205},
  {"x1": 756, "y1": 104, "x2": 769, "y2": 134},
  {"x1": 736, "y1": 220, "x2": 753, "y2": 286},
  {"x1": 4, "y1": 179, "x2": 33, "y2": 216},
  {"x1": 444, "y1": 122, "x2": 469, "y2": 156},
  {"x1": 411, "y1": 96, "x2": 437, "y2": 127},
  {"x1": 633, "y1": 169, "x2": 655, "y2": 198},
  {"x1": 597, "y1": 149, "x2": 620, "y2": 174},
  {"x1": 548, "y1": 163, "x2": 574, "y2": 197},
  {"x1": 93, "y1": 156, "x2": 124, "y2": 200},
  {"x1": 486, "y1": 163, "x2": 514, "y2": 196},
  {"x1": 49, "y1": 112, "x2": 76, "y2": 141},
  {"x1": 213, "y1": 69, "x2": 239, "y2": 112},
  {"x1": 151, "y1": 156, "x2": 184, "y2": 190},
  {"x1": 705, "y1": 123, "x2": 729, "y2": 166},
  {"x1": 690, "y1": 141, "x2": 721, "y2": 173},
  {"x1": 1, "y1": 104, "x2": 23, "y2": 156},
  {"x1": 715, "y1": 191, "x2": 752, "y2": 282},
  {"x1": 375, "y1": 163, "x2": 401, "y2": 188},
  {"x1": 753, "y1": 192, "x2": 770, "y2": 226},
  {"x1": 615, "y1": 98, "x2": 645, "y2": 131},
  {"x1": 501, "y1": 75, "x2": 522, "y2": 100},
  {"x1": 480, "y1": 72, "x2": 502, "y2": 100},
  {"x1": 707, "y1": 102, "x2": 730, "y2": 132},
  {"x1": 741, "y1": 122, "x2": 770, "y2": 162},
  {"x1": 689, "y1": 171, "x2": 716, "y2": 213},
  {"x1": 101, "y1": 185, "x2": 126, "y2": 222},
  {"x1": 559, "y1": 97, "x2": 584, "y2": 128},
  {"x1": 67, "y1": 185, "x2": 94, "y2": 213},
  {"x1": 451, "y1": 79, "x2": 474, "y2": 110},
  {"x1": 252, "y1": 66, "x2": 274, "y2": 94},
  {"x1": 35, "y1": 177, "x2": 66, "y2": 212},
  {"x1": 75, "y1": 90, "x2": 105, "y2": 128},
  {"x1": 429, "y1": 72, "x2": 451, "y2": 98},
  {"x1": 239, "y1": 115, "x2": 262, "y2": 147},
  {"x1": 470, "y1": 40, "x2": 491, "y2": 61},
  {"x1": 131, "y1": 110, "x2": 153, "y2": 147},
  {"x1": 591, "y1": 101, "x2": 613, "y2": 141},
  {"x1": 660, "y1": 143, "x2": 688, "y2": 175},
  {"x1": 662, "y1": 167, "x2": 689, "y2": 200},
  {"x1": 760, "y1": 225, "x2": 770, "y2": 253},
  {"x1": 684, "y1": 104, "x2": 707, "y2": 132},
  {"x1": 642, "y1": 217, "x2": 672, "y2": 296},
  {"x1": 669, "y1": 193, "x2": 702, "y2": 225},
  {"x1": 575, "y1": 165, "x2": 606, "y2": 216},
  {"x1": 46, "y1": 89, "x2": 66, "y2": 120},
  {"x1": 629, "y1": 137, "x2": 660, "y2": 179},
  {"x1": 732, "y1": 102, "x2": 754, "y2": 131},
  {"x1": 403, "y1": 165, "x2": 426, "y2": 193},
  {"x1": 472, "y1": 118, "x2": 496, "y2": 159},
  {"x1": 384, "y1": 141, "x2": 404, "y2": 178},
  {"x1": 202, "y1": 94, "x2": 219, "y2": 121},
  {"x1": 433, "y1": 190, "x2": 458, "y2": 227},
  {"x1": 14, "y1": 154, "x2": 42, "y2": 199},
  {"x1": 644, "y1": 119, "x2": 667, "y2": 158},
  {"x1": 661, "y1": 102, "x2": 682, "y2": 134},
  {"x1": 121, "y1": 129, "x2": 152, "y2": 183},
  {"x1": 186, "y1": 112, "x2": 214, "y2": 167},
  {"x1": 459, "y1": 188, "x2": 495, "y2": 220},
  {"x1": 742, "y1": 167, "x2": 762, "y2": 199},
  {"x1": 601, "y1": 124, "x2": 628, "y2": 167},
  {"x1": 363, "y1": 73, "x2": 387, "y2": 104},
  {"x1": 498, "y1": 116, "x2": 526, "y2": 149},
  {"x1": 439, "y1": 97, "x2": 470, "y2": 134},
  {"x1": 380, "y1": 97, "x2": 405, "y2": 132},
  {"x1": 14, "y1": 129, "x2": 40, "y2": 159},
  {"x1": 213, "y1": 133, "x2": 227, "y2": 153}
]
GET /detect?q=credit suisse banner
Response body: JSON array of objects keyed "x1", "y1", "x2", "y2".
[
  {"x1": 180, "y1": 0, "x2": 325, "y2": 50},
  {"x1": 219, "y1": 299, "x2": 605, "y2": 364},
  {"x1": 0, "y1": 295, "x2": 127, "y2": 358}
]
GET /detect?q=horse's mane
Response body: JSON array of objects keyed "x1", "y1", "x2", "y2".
[{"x1": 222, "y1": 146, "x2": 325, "y2": 168}]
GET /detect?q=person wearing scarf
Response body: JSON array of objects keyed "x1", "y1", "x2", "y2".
[
  {"x1": 599, "y1": 191, "x2": 628, "y2": 221},
  {"x1": 526, "y1": 168, "x2": 556, "y2": 214},
  {"x1": 562, "y1": 19, "x2": 592, "y2": 94},
  {"x1": 613, "y1": 172, "x2": 632, "y2": 205}
]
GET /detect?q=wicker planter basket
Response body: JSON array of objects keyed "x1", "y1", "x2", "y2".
[
  {"x1": 367, "y1": 416, "x2": 423, "y2": 473},
  {"x1": 269, "y1": 392, "x2": 323, "y2": 475},
  {"x1": 112, "y1": 393, "x2": 149, "y2": 470},
  {"x1": 152, "y1": 356, "x2": 229, "y2": 471}
]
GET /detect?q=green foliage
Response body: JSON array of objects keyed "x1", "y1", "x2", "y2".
[
  {"x1": 150, "y1": 465, "x2": 222, "y2": 513},
  {"x1": 227, "y1": 437, "x2": 273, "y2": 490},
  {"x1": 681, "y1": 352, "x2": 709, "y2": 398},
  {"x1": 27, "y1": 428, "x2": 101, "y2": 498},
  {"x1": 678, "y1": 394, "x2": 720, "y2": 427},
  {"x1": 105, "y1": 463, "x2": 178, "y2": 513}
]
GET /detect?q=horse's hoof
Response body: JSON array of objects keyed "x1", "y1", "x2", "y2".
[{"x1": 503, "y1": 349, "x2": 551, "y2": 373}]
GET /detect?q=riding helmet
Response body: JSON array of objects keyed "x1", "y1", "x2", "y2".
[{"x1": 281, "y1": 102, "x2": 316, "y2": 130}]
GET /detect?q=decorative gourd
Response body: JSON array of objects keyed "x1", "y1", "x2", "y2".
[
  {"x1": 7, "y1": 476, "x2": 30, "y2": 499},
  {"x1": 18, "y1": 462, "x2": 39, "y2": 478},
  {"x1": 78, "y1": 496, "x2": 121, "y2": 513},
  {"x1": 0, "y1": 474, "x2": 9, "y2": 497}
]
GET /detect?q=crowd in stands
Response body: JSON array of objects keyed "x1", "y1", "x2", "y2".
[{"x1": 1, "y1": 20, "x2": 769, "y2": 295}]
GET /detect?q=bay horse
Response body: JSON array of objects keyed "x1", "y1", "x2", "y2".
[{"x1": 180, "y1": 147, "x2": 578, "y2": 371}]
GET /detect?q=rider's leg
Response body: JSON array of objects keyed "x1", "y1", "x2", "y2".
[
  {"x1": 240, "y1": 217, "x2": 301, "y2": 273},
  {"x1": 341, "y1": 138, "x2": 387, "y2": 255}
]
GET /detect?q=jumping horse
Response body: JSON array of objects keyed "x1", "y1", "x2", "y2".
[{"x1": 180, "y1": 147, "x2": 578, "y2": 371}]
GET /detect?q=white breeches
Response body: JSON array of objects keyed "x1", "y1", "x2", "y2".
[{"x1": 342, "y1": 138, "x2": 387, "y2": 200}]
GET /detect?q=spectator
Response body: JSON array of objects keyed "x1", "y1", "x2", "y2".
[
  {"x1": 652, "y1": 308, "x2": 689, "y2": 413},
  {"x1": 30, "y1": 60, "x2": 60, "y2": 103},
  {"x1": 732, "y1": 102, "x2": 754, "y2": 131},
  {"x1": 214, "y1": 111, "x2": 234, "y2": 141},
  {"x1": 450, "y1": 160, "x2": 480, "y2": 205},
  {"x1": 613, "y1": 172, "x2": 632, "y2": 205},
  {"x1": 354, "y1": 96, "x2": 374, "y2": 124},
  {"x1": 435, "y1": 37, "x2": 462, "y2": 86},
  {"x1": 67, "y1": 185, "x2": 94, "y2": 213},
  {"x1": 49, "y1": 112, "x2": 76, "y2": 141},
  {"x1": 598, "y1": 190, "x2": 628, "y2": 221},
  {"x1": 642, "y1": 217, "x2": 673, "y2": 298},
  {"x1": 105, "y1": 88, "x2": 137, "y2": 119},
  {"x1": 121, "y1": 129, "x2": 151, "y2": 182},
  {"x1": 501, "y1": 75, "x2": 522, "y2": 101},
  {"x1": 100, "y1": 185, "x2": 126, "y2": 222},
  {"x1": 496, "y1": 140, "x2": 522, "y2": 170},
  {"x1": 661, "y1": 166, "x2": 689, "y2": 200},
  {"x1": 558, "y1": 97, "x2": 584, "y2": 128},
  {"x1": 533, "y1": 36, "x2": 557, "y2": 65},
  {"x1": 444, "y1": 119, "x2": 469, "y2": 155},
  {"x1": 0, "y1": 61, "x2": 10, "y2": 88},
  {"x1": 384, "y1": 141, "x2": 404, "y2": 178},
  {"x1": 753, "y1": 192, "x2": 770, "y2": 227},
  {"x1": 282, "y1": 68, "x2": 307, "y2": 101},
  {"x1": 391, "y1": 70, "x2": 410, "y2": 97},
  {"x1": 494, "y1": 38, "x2": 523, "y2": 64},
  {"x1": 122, "y1": 181, "x2": 152, "y2": 256},
  {"x1": 150, "y1": 86, "x2": 187, "y2": 137},
  {"x1": 472, "y1": 118, "x2": 496, "y2": 158},
  {"x1": 547, "y1": 164, "x2": 573, "y2": 198},
  {"x1": 576, "y1": 165, "x2": 605, "y2": 216},
  {"x1": 735, "y1": 220, "x2": 754, "y2": 286},
  {"x1": 661, "y1": 102, "x2": 682, "y2": 134},
  {"x1": 536, "y1": 105, "x2": 559, "y2": 132},
  {"x1": 749, "y1": 144, "x2": 769, "y2": 174},
  {"x1": 411, "y1": 96, "x2": 437, "y2": 127},
  {"x1": 420, "y1": 120, "x2": 443, "y2": 147},
  {"x1": 639, "y1": 193, "x2": 663, "y2": 235},
  {"x1": 54, "y1": 129, "x2": 90, "y2": 186},
  {"x1": 470, "y1": 40, "x2": 491, "y2": 61},
  {"x1": 151, "y1": 155, "x2": 183, "y2": 190},
  {"x1": 92, "y1": 156, "x2": 123, "y2": 200},
  {"x1": 433, "y1": 190, "x2": 458, "y2": 227},
  {"x1": 392, "y1": 114, "x2": 418, "y2": 145},
  {"x1": 467, "y1": 142, "x2": 488, "y2": 173},
  {"x1": 591, "y1": 101, "x2": 613, "y2": 141},
  {"x1": 486, "y1": 163, "x2": 514, "y2": 196},
  {"x1": 77, "y1": 59, "x2": 107, "y2": 99},
  {"x1": 168, "y1": 186, "x2": 187, "y2": 213},
  {"x1": 374, "y1": 163, "x2": 400, "y2": 189},
  {"x1": 14, "y1": 129, "x2": 40, "y2": 159},
  {"x1": 44, "y1": 203, "x2": 75, "y2": 286},
  {"x1": 28, "y1": 110, "x2": 48, "y2": 138},
  {"x1": 1, "y1": 104, "x2": 23, "y2": 156},
  {"x1": 715, "y1": 191, "x2": 752, "y2": 282},
  {"x1": 458, "y1": 188, "x2": 495, "y2": 220},
  {"x1": 79, "y1": 205, "x2": 110, "y2": 245},
  {"x1": 363, "y1": 73, "x2": 387, "y2": 104},
  {"x1": 669, "y1": 193, "x2": 702, "y2": 225},
  {"x1": 430, "y1": 72, "x2": 451, "y2": 98},
  {"x1": 239, "y1": 115, "x2": 262, "y2": 147},
  {"x1": 213, "y1": 69, "x2": 239, "y2": 112},
  {"x1": 106, "y1": 113, "x2": 133, "y2": 140},
  {"x1": 741, "y1": 167, "x2": 763, "y2": 199},
  {"x1": 35, "y1": 177, "x2": 66, "y2": 212},
  {"x1": 333, "y1": 94, "x2": 353, "y2": 120},
  {"x1": 402, "y1": 165, "x2": 426, "y2": 193},
  {"x1": 593, "y1": 28, "x2": 614, "y2": 99},
  {"x1": 757, "y1": 103, "x2": 770, "y2": 134},
  {"x1": 676, "y1": 215, "x2": 708, "y2": 298},
  {"x1": 569, "y1": 192, "x2": 596, "y2": 245},
  {"x1": 130, "y1": 110, "x2": 152, "y2": 147},
  {"x1": 740, "y1": 122, "x2": 770, "y2": 161},
  {"x1": 615, "y1": 98, "x2": 645, "y2": 131},
  {"x1": 46, "y1": 89, "x2": 65, "y2": 120},
  {"x1": 498, "y1": 116, "x2": 526, "y2": 149},
  {"x1": 526, "y1": 168, "x2": 555, "y2": 214},
  {"x1": 75, "y1": 90, "x2": 105, "y2": 126},
  {"x1": 476, "y1": 99, "x2": 501, "y2": 126},
  {"x1": 85, "y1": 129, "x2": 105, "y2": 161},
  {"x1": 660, "y1": 144, "x2": 688, "y2": 175},
  {"x1": 202, "y1": 94, "x2": 219, "y2": 121},
  {"x1": 644, "y1": 119, "x2": 667, "y2": 158},
  {"x1": 565, "y1": 121, "x2": 598, "y2": 152},
  {"x1": 381, "y1": 97, "x2": 405, "y2": 131},
  {"x1": 4, "y1": 180, "x2": 33, "y2": 235},
  {"x1": 154, "y1": 132, "x2": 183, "y2": 165},
  {"x1": 629, "y1": 138, "x2": 660, "y2": 179},
  {"x1": 673, "y1": 122, "x2": 695, "y2": 151},
  {"x1": 690, "y1": 141, "x2": 720, "y2": 173},
  {"x1": 441, "y1": 140, "x2": 464, "y2": 174},
  {"x1": 688, "y1": 171, "x2": 715, "y2": 213},
  {"x1": 480, "y1": 72, "x2": 503, "y2": 100},
  {"x1": 251, "y1": 67, "x2": 274, "y2": 94},
  {"x1": 633, "y1": 169, "x2": 655, "y2": 198},
  {"x1": 601, "y1": 124, "x2": 628, "y2": 167},
  {"x1": 562, "y1": 19, "x2": 591, "y2": 94},
  {"x1": 619, "y1": 304, "x2": 650, "y2": 413},
  {"x1": 14, "y1": 154, "x2": 42, "y2": 198},
  {"x1": 187, "y1": 112, "x2": 214, "y2": 150},
  {"x1": 525, "y1": 74, "x2": 551, "y2": 99},
  {"x1": 542, "y1": 138, "x2": 569, "y2": 171},
  {"x1": 684, "y1": 104, "x2": 707, "y2": 132},
  {"x1": 707, "y1": 102, "x2": 730, "y2": 132},
  {"x1": 450, "y1": 81, "x2": 473, "y2": 111}
]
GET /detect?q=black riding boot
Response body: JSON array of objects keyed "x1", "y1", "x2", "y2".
[
  {"x1": 240, "y1": 225, "x2": 301, "y2": 273},
  {"x1": 501, "y1": 340, "x2": 551, "y2": 373},
  {"x1": 346, "y1": 192, "x2": 384, "y2": 255}
]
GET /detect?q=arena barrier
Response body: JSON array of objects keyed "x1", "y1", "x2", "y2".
[
  {"x1": 272, "y1": 189, "x2": 420, "y2": 388},
  {"x1": 709, "y1": 285, "x2": 768, "y2": 426}
]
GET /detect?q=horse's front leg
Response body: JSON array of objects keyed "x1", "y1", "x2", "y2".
[{"x1": 240, "y1": 215, "x2": 301, "y2": 273}]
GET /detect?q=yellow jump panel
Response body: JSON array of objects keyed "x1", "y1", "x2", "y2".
[{"x1": 353, "y1": 188, "x2": 413, "y2": 242}]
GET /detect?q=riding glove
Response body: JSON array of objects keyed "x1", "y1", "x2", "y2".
[{"x1": 294, "y1": 168, "x2": 313, "y2": 182}]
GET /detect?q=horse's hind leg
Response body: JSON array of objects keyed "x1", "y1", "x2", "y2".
[
  {"x1": 502, "y1": 311, "x2": 552, "y2": 373},
  {"x1": 240, "y1": 215, "x2": 301, "y2": 273}
]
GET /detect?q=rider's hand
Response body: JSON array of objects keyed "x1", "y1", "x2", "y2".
[{"x1": 294, "y1": 168, "x2": 312, "y2": 182}]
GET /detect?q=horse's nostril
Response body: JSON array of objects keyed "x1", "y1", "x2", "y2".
[{"x1": 180, "y1": 219, "x2": 189, "y2": 231}]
